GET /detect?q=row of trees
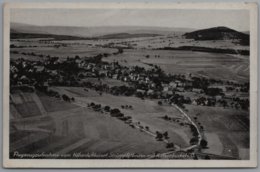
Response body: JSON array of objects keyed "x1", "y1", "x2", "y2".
[
  {"x1": 88, "y1": 102, "x2": 133, "y2": 121},
  {"x1": 155, "y1": 131, "x2": 169, "y2": 141}
]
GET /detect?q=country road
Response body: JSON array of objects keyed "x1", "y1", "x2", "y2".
[
  {"x1": 160, "y1": 104, "x2": 202, "y2": 157},
  {"x1": 173, "y1": 104, "x2": 202, "y2": 149}
]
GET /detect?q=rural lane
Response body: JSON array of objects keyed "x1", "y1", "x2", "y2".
[{"x1": 173, "y1": 104, "x2": 202, "y2": 147}]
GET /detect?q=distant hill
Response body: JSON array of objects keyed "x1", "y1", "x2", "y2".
[
  {"x1": 10, "y1": 29, "x2": 87, "y2": 40},
  {"x1": 11, "y1": 22, "x2": 194, "y2": 38},
  {"x1": 183, "y1": 26, "x2": 249, "y2": 45},
  {"x1": 157, "y1": 46, "x2": 249, "y2": 56},
  {"x1": 96, "y1": 33, "x2": 161, "y2": 39},
  {"x1": 10, "y1": 30, "x2": 162, "y2": 40}
]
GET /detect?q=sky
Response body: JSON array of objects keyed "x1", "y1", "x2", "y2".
[{"x1": 11, "y1": 9, "x2": 250, "y2": 31}]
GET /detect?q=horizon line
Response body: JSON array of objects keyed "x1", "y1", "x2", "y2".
[{"x1": 11, "y1": 22, "x2": 249, "y2": 32}]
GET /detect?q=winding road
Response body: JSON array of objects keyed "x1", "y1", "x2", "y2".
[{"x1": 173, "y1": 104, "x2": 202, "y2": 149}]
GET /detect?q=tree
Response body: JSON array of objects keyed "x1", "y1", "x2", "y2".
[
  {"x1": 190, "y1": 125, "x2": 199, "y2": 137},
  {"x1": 222, "y1": 100, "x2": 228, "y2": 108},
  {"x1": 166, "y1": 143, "x2": 174, "y2": 148},
  {"x1": 158, "y1": 101, "x2": 162, "y2": 106},
  {"x1": 118, "y1": 48, "x2": 124, "y2": 54},
  {"x1": 163, "y1": 115, "x2": 169, "y2": 120},
  {"x1": 163, "y1": 131, "x2": 169, "y2": 139},
  {"x1": 205, "y1": 155, "x2": 211, "y2": 160},
  {"x1": 205, "y1": 88, "x2": 223, "y2": 96},
  {"x1": 200, "y1": 139, "x2": 208, "y2": 148},
  {"x1": 110, "y1": 108, "x2": 121, "y2": 116},
  {"x1": 104, "y1": 106, "x2": 110, "y2": 112},
  {"x1": 193, "y1": 154, "x2": 198, "y2": 160},
  {"x1": 62, "y1": 94, "x2": 70, "y2": 102},
  {"x1": 156, "y1": 131, "x2": 163, "y2": 141},
  {"x1": 117, "y1": 113, "x2": 124, "y2": 118},
  {"x1": 190, "y1": 137, "x2": 198, "y2": 145}
]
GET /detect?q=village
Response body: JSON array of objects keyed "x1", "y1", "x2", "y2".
[{"x1": 10, "y1": 49, "x2": 249, "y2": 112}]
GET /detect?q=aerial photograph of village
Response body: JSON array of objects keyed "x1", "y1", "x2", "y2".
[{"x1": 9, "y1": 8, "x2": 250, "y2": 160}]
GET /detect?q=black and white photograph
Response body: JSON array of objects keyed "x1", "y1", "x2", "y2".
[{"x1": 2, "y1": 2, "x2": 258, "y2": 168}]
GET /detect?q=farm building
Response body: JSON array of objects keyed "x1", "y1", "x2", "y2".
[
  {"x1": 208, "y1": 85, "x2": 227, "y2": 92},
  {"x1": 169, "y1": 81, "x2": 178, "y2": 88},
  {"x1": 20, "y1": 75, "x2": 30, "y2": 84},
  {"x1": 176, "y1": 87, "x2": 185, "y2": 92},
  {"x1": 112, "y1": 74, "x2": 118, "y2": 79},
  {"x1": 98, "y1": 70, "x2": 108, "y2": 77},
  {"x1": 192, "y1": 88, "x2": 204, "y2": 93},
  {"x1": 163, "y1": 86, "x2": 169, "y2": 92},
  {"x1": 34, "y1": 66, "x2": 45, "y2": 73},
  {"x1": 215, "y1": 95, "x2": 223, "y2": 101},
  {"x1": 147, "y1": 89, "x2": 154, "y2": 95},
  {"x1": 136, "y1": 89, "x2": 146, "y2": 94}
]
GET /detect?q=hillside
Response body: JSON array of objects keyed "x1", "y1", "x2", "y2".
[
  {"x1": 10, "y1": 90, "x2": 168, "y2": 156},
  {"x1": 183, "y1": 27, "x2": 249, "y2": 45}
]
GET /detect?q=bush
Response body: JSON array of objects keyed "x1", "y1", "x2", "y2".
[
  {"x1": 166, "y1": 143, "x2": 174, "y2": 148},
  {"x1": 163, "y1": 115, "x2": 169, "y2": 120},
  {"x1": 62, "y1": 94, "x2": 70, "y2": 102}
]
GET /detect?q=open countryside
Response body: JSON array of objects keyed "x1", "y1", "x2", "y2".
[{"x1": 10, "y1": 23, "x2": 249, "y2": 160}]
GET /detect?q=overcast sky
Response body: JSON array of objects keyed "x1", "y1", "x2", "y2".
[{"x1": 11, "y1": 9, "x2": 249, "y2": 31}]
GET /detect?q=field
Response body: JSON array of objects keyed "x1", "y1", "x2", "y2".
[
  {"x1": 52, "y1": 86, "x2": 193, "y2": 148},
  {"x1": 50, "y1": 34, "x2": 249, "y2": 50},
  {"x1": 10, "y1": 44, "x2": 118, "y2": 59},
  {"x1": 185, "y1": 105, "x2": 249, "y2": 159},
  {"x1": 103, "y1": 49, "x2": 249, "y2": 83},
  {"x1": 10, "y1": 92, "x2": 46, "y2": 118},
  {"x1": 10, "y1": 92, "x2": 168, "y2": 157}
]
